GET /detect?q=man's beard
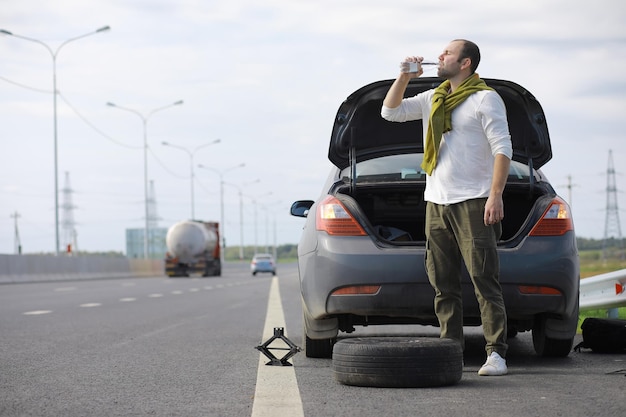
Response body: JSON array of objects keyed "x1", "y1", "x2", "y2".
[{"x1": 437, "y1": 66, "x2": 454, "y2": 79}]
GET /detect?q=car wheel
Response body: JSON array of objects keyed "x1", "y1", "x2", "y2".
[
  {"x1": 532, "y1": 316, "x2": 575, "y2": 357},
  {"x1": 301, "y1": 303, "x2": 339, "y2": 358},
  {"x1": 304, "y1": 332, "x2": 336, "y2": 358},
  {"x1": 332, "y1": 337, "x2": 463, "y2": 388}
]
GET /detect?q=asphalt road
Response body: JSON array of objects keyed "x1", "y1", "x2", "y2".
[{"x1": 1, "y1": 262, "x2": 624, "y2": 417}]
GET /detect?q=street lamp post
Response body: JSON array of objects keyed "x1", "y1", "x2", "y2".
[
  {"x1": 223, "y1": 179, "x2": 260, "y2": 259},
  {"x1": 161, "y1": 139, "x2": 221, "y2": 220},
  {"x1": 257, "y1": 199, "x2": 281, "y2": 255},
  {"x1": 1, "y1": 26, "x2": 111, "y2": 255},
  {"x1": 107, "y1": 100, "x2": 183, "y2": 259},
  {"x1": 246, "y1": 192, "x2": 272, "y2": 255},
  {"x1": 197, "y1": 163, "x2": 245, "y2": 263}
]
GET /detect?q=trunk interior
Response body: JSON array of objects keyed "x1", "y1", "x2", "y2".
[{"x1": 336, "y1": 182, "x2": 550, "y2": 243}]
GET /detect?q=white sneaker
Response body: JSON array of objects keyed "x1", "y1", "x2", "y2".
[{"x1": 478, "y1": 352, "x2": 508, "y2": 376}]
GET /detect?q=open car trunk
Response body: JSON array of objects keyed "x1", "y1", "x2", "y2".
[{"x1": 334, "y1": 180, "x2": 554, "y2": 244}]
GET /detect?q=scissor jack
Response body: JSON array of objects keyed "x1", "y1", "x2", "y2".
[{"x1": 255, "y1": 327, "x2": 301, "y2": 366}]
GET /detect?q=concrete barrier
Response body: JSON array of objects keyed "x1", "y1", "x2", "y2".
[{"x1": 0, "y1": 254, "x2": 164, "y2": 284}]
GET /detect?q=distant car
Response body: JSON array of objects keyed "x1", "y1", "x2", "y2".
[
  {"x1": 290, "y1": 77, "x2": 580, "y2": 359},
  {"x1": 250, "y1": 254, "x2": 276, "y2": 276}
]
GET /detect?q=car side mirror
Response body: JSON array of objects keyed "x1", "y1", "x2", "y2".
[{"x1": 290, "y1": 200, "x2": 314, "y2": 217}]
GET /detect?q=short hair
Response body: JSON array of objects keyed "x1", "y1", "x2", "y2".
[{"x1": 453, "y1": 39, "x2": 481, "y2": 73}]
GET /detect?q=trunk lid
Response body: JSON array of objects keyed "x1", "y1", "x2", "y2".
[{"x1": 328, "y1": 77, "x2": 552, "y2": 170}]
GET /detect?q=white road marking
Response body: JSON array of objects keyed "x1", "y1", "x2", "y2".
[
  {"x1": 148, "y1": 293, "x2": 164, "y2": 298},
  {"x1": 23, "y1": 310, "x2": 52, "y2": 315},
  {"x1": 172, "y1": 290, "x2": 184, "y2": 295},
  {"x1": 251, "y1": 276, "x2": 304, "y2": 417},
  {"x1": 189, "y1": 288, "x2": 199, "y2": 292},
  {"x1": 204, "y1": 286, "x2": 213, "y2": 290},
  {"x1": 119, "y1": 297, "x2": 137, "y2": 302},
  {"x1": 79, "y1": 303, "x2": 102, "y2": 308}
]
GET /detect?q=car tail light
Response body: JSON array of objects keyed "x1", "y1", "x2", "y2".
[
  {"x1": 529, "y1": 197, "x2": 574, "y2": 236},
  {"x1": 316, "y1": 196, "x2": 366, "y2": 236},
  {"x1": 332, "y1": 285, "x2": 381, "y2": 295}
]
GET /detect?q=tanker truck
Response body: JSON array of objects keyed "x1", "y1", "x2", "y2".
[{"x1": 164, "y1": 220, "x2": 221, "y2": 277}]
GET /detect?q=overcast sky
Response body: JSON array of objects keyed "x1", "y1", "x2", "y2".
[{"x1": 1, "y1": 0, "x2": 625, "y2": 255}]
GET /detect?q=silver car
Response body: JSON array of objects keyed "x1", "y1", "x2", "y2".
[
  {"x1": 291, "y1": 77, "x2": 579, "y2": 358},
  {"x1": 250, "y1": 253, "x2": 276, "y2": 276}
]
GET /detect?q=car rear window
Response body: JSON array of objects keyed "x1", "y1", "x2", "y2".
[{"x1": 340, "y1": 154, "x2": 536, "y2": 183}]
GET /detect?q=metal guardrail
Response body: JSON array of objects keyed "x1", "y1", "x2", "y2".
[{"x1": 579, "y1": 268, "x2": 626, "y2": 312}]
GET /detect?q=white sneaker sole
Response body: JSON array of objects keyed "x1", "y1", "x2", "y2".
[{"x1": 478, "y1": 367, "x2": 508, "y2": 376}]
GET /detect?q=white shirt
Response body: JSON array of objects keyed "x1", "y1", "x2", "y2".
[{"x1": 381, "y1": 89, "x2": 512, "y2": 205}]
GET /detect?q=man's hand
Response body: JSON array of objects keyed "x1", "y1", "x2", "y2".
[
  {"x1": 383, "y1": 56, "x2": 424, "y2": 108},
  {"x1": 400, "y1": 56, "x2": 425, "y2": 78},
  {"x1": 484, "y1": 194, "x2": 504, "y2": 226}
]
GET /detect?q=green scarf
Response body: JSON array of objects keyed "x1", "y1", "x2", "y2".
[{"x1": 421, "y1": 73, "x2": 493, "y2": 175}]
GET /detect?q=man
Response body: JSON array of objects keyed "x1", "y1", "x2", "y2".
[{"x1": 381, "y1": 39, "x2": 512, "y2": 376}]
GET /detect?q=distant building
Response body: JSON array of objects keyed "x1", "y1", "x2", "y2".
[{"x1": 125, "y1": 228, "x2": 167, "y2": 259}]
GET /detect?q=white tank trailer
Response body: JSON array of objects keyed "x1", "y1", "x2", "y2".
[{"x1": 164, "y1": 220, "x2": 221, "y2": 277}]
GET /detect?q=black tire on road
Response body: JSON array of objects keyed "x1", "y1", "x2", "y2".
[
  {"x1": 304, "y1": 333, "x2": 336, "y2": 358},
  {"x1": 532, "y1": 315, "x2": 575, "y2": 357},
  {"x1": 332, "y1": 337, "x2": 463, "y2": 388}
]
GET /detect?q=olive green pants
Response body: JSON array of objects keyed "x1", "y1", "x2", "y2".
[{"x1": 425, "y1": 198, "x2": 508, "y2": 357}]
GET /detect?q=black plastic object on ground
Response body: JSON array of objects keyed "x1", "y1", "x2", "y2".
[{"x1": 574, "y1": 318, "x2": 626, "y2": 353}]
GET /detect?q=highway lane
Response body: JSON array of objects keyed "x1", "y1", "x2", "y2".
[
  {"x1": 0, "y1": 263, "x2": 273, "y2": 416},
  {"x1": 1, "y1": 262, "x2": 625, "y2": 417}
]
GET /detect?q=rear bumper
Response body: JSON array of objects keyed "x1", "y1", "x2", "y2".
[{"x1": 299, "y1": 232, "x2": 579, "y2": 325}]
